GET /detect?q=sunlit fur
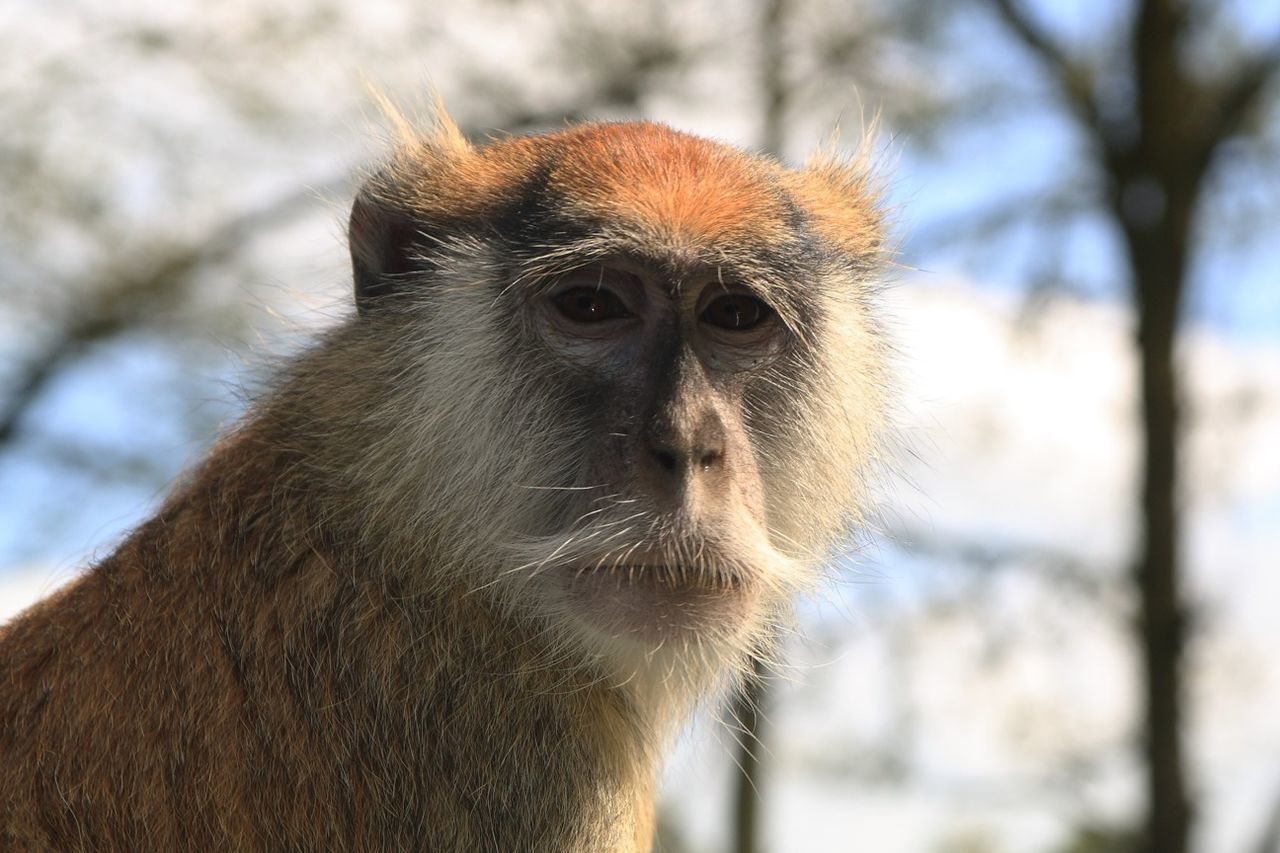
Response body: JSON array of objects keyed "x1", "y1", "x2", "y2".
[{"x1": 0, "y1": 105, "x2": 888, "y2": 851}]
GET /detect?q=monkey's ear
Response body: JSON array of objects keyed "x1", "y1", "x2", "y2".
[
  {"x1": 349, "y1": 99, "x2": 474, "y2": 315},
  {"x1": 785, "y1": 153, "x2": 884, "y2": 259},
  {"x1": 349, "y1": 188, "x2": 425, "y2": 315}
]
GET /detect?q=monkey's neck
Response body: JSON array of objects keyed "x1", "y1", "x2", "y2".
[{"x1": 92, "y1": 423, "x2": 660, "y2": 849}]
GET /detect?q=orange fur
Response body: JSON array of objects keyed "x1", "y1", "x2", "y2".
[{"x1": 367, "y1": 109, "x2": 881, "y2": 262}]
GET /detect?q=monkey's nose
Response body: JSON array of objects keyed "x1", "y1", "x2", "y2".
[
  {"x1": 644, "y1": 411, "x2": 727, "y2": 486},
  {"x1": 649, "y1": 444, "x2": 723, "y2": 474}
]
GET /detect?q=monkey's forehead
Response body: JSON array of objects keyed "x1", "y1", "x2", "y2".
[
  {"x1": 381, "y1": 121, "x2": 883, "y2": 263},
  {"x1": 537, "y1": 123, "x2": 795, "y2": 247}
]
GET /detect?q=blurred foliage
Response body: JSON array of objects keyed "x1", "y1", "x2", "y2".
[
  {"x1": 1051, "y1": 824, "x2": 1143, "y2": 853},
  {"x1": 935, "y1": 829, "x2": 1002, "y2": 853}
]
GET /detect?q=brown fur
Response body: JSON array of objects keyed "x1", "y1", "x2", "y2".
[
  {"x1": 0, "y1": 109, "x2": 887, "y2": 851},
  {"x1": 1, "y1": 422, "x2": 652, "y2": 850}
]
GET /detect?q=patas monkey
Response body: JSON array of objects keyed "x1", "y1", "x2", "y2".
[{"x1": 0, "y1": 107, "x2": 888, "y2": 851}]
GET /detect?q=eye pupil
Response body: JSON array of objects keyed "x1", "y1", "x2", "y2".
[
  {"x1": 554, "y1": 286, "x2": 630, "y2": 323},
  {"x1": 701, "y1": 294, "x2": 770, "y2": 331}
]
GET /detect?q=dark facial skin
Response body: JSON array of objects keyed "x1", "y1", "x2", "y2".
[
  {"x1": 510, "y1": 259, "x2": 792, "y2": 639},
  {"x1": 534, "y1": 260, "x2": 783, "y2": 511}
]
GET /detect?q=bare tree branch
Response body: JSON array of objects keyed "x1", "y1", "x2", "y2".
[
  {"x1": 0, "y1": 176, "x2": 349, "y2": 448},
  {"x1": 1195, "y1": 36, "x2": 1280, "y2": 174},
  {"x1": 909, "y1": 184, "x2": 1094, "y2": 253},
  {"x1": 983, "y1": 0, "x2": 1105, "y2": 141},
  {"x1": 889, "y1": 525, "x2": 1124, "y2": 603}
]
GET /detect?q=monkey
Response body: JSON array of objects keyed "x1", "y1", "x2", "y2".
[{"x1": 0, "y1": 105, "x2": 889, "y2": 851}]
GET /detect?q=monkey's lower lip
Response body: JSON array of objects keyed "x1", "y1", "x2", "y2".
[
  {"x1": 574, "y1": 563, "x2": 743, "y2": 590},
  {"x1": 560, "y1": 561, "x2": 751, "y2": 642}
]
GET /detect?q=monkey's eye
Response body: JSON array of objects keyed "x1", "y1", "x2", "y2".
[
  {"x1": 553, "y1": 287, "x2": 633, "y2": 323},
  {"x1": 699, "y1": 293, "x2": 773, "y2": 332}
]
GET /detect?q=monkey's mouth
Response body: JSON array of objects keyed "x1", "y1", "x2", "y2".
[
  {"x1": 560, "y1": 557, "x2": 754, "y2": 643},
  {"x1": 576, "y1": 562, "x2": 744, "y2": 591}
]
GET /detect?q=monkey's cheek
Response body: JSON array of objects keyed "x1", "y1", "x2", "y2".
[{"x1": 558, "y1": 569, "x2": 764, "y2": 647}]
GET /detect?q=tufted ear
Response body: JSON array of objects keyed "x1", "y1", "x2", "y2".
[
  {"x1": 349, "y1": 96, "x2": 478, "y2": 315},
  {"x1": 782, "y1": 148, "x2": 885, "y2": 261},
  {"x1": 348, "y1": 186, "x2": 426, "y2": 315}
]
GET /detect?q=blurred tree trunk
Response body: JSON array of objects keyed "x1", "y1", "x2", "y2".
[
  {"x1": 984, "y1": 1, "x2": 1280, "y2": 850},
  {"x1": 1112, "y1": 6, "x2": 1197, "y2": 850},
  {"x1": 730, "y1": 655, "x2": 770, "y2": 853},
  {"x1": 758, "y1": 0, "x2": 788, "y2": 158},
  {"x1": 1120, "y1": 166, "x2": 1192, "y2": 853}
]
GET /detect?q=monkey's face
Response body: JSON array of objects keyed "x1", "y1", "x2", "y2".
[
  {"x1": 523, "y1": 259, "x2": 786, "y2": 649},
  {"x1": 344, "y1": 119, "x2": 887, "y2": 681}
]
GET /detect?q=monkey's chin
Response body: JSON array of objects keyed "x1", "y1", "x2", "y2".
[{"x1": 559, "y1": 562, "x2": 760, "y2": 647}]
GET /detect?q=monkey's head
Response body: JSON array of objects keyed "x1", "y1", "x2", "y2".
[{"x1": 331, "y1": 109, "x2": 887, "y2": 697}]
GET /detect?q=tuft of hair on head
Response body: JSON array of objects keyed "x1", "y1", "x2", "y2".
[
  {"x1": 348, "y1": 87, "x2": 490, "y2": 314},
  {"x1": 360, "y1": 81, "x2": 469, "y2": 157},
  {"x1": 354, "y1": 84, "x2": 488, "y2": 225},
  {"x1": 782, "y1": 139, "x2": 886, "y2": 260}
]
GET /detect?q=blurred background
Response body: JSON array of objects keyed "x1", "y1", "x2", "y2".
[{"x1": 2, "y1": 0, "x2": 1278, "y2": 850}]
